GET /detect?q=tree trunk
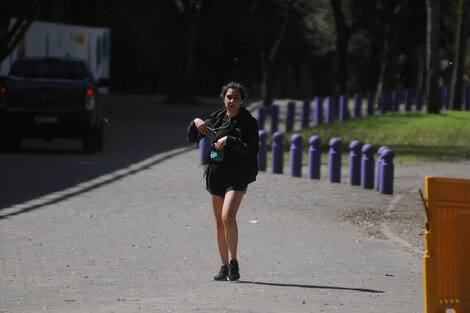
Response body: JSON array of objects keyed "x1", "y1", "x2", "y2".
[
  {"x1": 383, "y1": 1, "x2": 402, "y2": 92},
  {"x1": 330, "y1": 0, "x2": 349, "y2": 95},
  {"x1": 165, "y1": 1, "x2": 201, "y2": 104},
  {"x1": 0, "y1": 18, "x2": 33, "y2": 63},
  {"x1": 450, "y1": 0, "x2": 467, "y2": 110},
  {"x1": 252, "y1": 0, "x2": 296, "y2": 107},
  {"x1": 425, "y1": 0, "x2": 441, "y2": 114}
]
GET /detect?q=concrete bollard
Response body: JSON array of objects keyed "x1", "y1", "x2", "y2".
[
  {"x1": 416, "y1": 89, "x2": 423, "y2": 111},
  {"x1": 272, "y1": 132, "x2": 284, "y2": 174},
  {"x1": 257, "y1": 106, "x2": 266, "y2": 130},
  {"x1": 329, "y1": 138, "x2": 342, "y2": 183},
  {"x1": 314, "y1": 97, "x2": 324, "y2": 125},
  {"x1": 380, "y1": 91, "x2": 389, "y2": 114},
  {"x1": 349, "y1": 140, "x2": 362, "y2": 186},
  {"x1": 308, "y1": 136, "x2": 321, "y2": 179},
  {"x1": 286, "y1": 101, "x2": 296, "y2": 132},
  {"x1": 199, "y1": 136, "x2": 211, "y2": 165},
  {"x1": 375, "y1": 146, "x2": 388, "y2": 190},
  {"x1": 325, "y1": 96, "x2": 335, "y2": 123},
  {"x1": 361, "y1": 144, "x2": 375, "y2": 189},
  {"x1": 367, "y1": 91, "x2": 375, "y2": 116},
  {"x1": 302, "y1": 100, "x2": 310, "y2": 128},
  {"x1": 258, "y1": 130, "x2": 267, "y2": 171},
  {"x1": 405, "y1": 89, "x2": 413, "y2": 111},
  {"x1": 270, "y1": 104, "x2": 279, "y2": 135},
  {"x1": 380, "y1": 149, "x2": 395, "y2": 194},
  {"x1": 339, "y1": 95, "x2": 348, "y2": 121},
  {"x1": 290, "y1": 134, "x2": 303, "y2": 177},
  {"x1": 354, "y1": 93, "x2": 362, "y2": 118}
]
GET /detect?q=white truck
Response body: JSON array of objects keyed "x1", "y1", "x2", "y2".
[{"x1": 0, "y1": 20, "x2": 110, "y2": 88}]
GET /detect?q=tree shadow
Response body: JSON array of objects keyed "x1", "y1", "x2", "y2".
[
  {"x1": 0, "y1": 146, "x2": 193, "y2": 219},
  {"x1": 237, "y1": 280, "x2": 384, "y2": 294},
  {"x1": 386, "y1": 144, "x2": 470, "y2": 161},
  {"x1": 0, "y1": 95, "x2": 220, "y2": 216}
]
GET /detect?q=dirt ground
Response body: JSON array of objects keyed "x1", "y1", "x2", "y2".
[{"x1": 342, "y1": 190, "x2": 427, "y2": 253}]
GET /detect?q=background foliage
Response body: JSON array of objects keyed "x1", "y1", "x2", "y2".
[{"x1": 1, "y1": 0, "x2": 469, "y2": 110}]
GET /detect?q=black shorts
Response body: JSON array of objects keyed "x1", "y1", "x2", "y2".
[{"x1": 205, "y1": 165, "x2": 247, "y2": 198}]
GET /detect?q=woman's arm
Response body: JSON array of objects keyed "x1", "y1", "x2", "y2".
[
  {"x1": 227, "y1": 118, "x2": 259, "y2": 159},
  {"x1": 187, "y1": 118, "x2": 211, "y2": 143}
]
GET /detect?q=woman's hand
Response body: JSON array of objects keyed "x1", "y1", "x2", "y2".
[
  {"x1": 215, "y1": 136, "x2": 227, "y2": 150},
  {"x1": 194, "y1": 118, "x2": 209, "y2": 136}
]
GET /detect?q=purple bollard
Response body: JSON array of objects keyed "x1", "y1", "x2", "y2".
[
  {"x1": 416, "y1": 89, "x2": 423, "y2": 111},
  {"x1": 439, "y1": 86, "x2": 445, "y2": 110},
  {"x1": 367, "y1": 91, "x2": 375, "y2": 116},
  {"x1": 257, "y1": 106, "x2": 266, "y2": 130},
  {"x1": 328, "y1": 138, "x2": 342, "y2": 183},
  {"x1": 258, "y1": 130, "x2": 267, "y2": 171},
  {"x1": 302, "y1": 99, "x2": 311, "y2": 128},
  {"x1": 349, "y1": 140, "x2": 362, "y2": 186},
  {"x1": 339, "y1": 95, "x2": 348, "y2": 121},
  {"x1": 308, "y1": 136, "x2": 321, "y2": 179},
  {"x1": 361, "y1": 144, "x2": 375, "y2": 189},
  {"x1": 380, "y1": 92, "x2": 389, "y2": 114},
  {"x1": 314, "y1": 97, "x2": 324, "y2": 125},
  {"x1": 445, "y1": 85, "x2": 451, "y2": 109},
  {"x1": 380, "y1": 149, "x2": 395, "y2": 194},
  {"x1": 286, "y1": 101, "x2": 295, "y2": 132},
  {"x1": 325, "y1": 96, "x2": 335, "y2": 123},
  {"x1": 354, "y1": 93, "x2": 362, "y2": 118},
  {"x1": 270, "y1": 104, "x2": 279, "y2": 135},
  {"x1": 199, "y1": 136, "x2": 211, "y2": 165},
  {"x1": 272, "y1": 132, "x2": 284, "y2": 174},
  {"x1": 391, "y1": 90, "x2": 400, "y2": 112},
  {"x1": 405, "y1": 89, "x2": 413, "y2": 111},
  {"x1": 463, "y1": 85, "x2": 470, "y2": 111},
  {"x1": 290, "y1": 134, "x2": 303, "y2": 177},
  {"x1": 375, "y1": 146, "x2": 388, "y2": 190},
  {"x1": 440, "y1": 86, "x2": 450, "y2": 110}
]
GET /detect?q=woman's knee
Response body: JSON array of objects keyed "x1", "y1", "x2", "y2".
[
  {"x1": 215, "y1": 216, "x2": 225, "y2": 229},
  {"x1": 222, "y1": 213, "x2": 237, "y2": 227}
]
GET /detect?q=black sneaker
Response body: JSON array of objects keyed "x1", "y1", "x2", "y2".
[
  {"x1": 213, "y1": 264, "x2": 229, "y2": 281},
  {"x1": 228, "y1": 259, "x2": 240, "y2": 281}
]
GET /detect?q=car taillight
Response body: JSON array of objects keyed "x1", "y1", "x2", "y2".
[
  {"x1": 85, "y1": 88, "x2": 95, "y2": 111},
  {"x1": 0, "y1": 86, "x2": 6, "y2": 108}
]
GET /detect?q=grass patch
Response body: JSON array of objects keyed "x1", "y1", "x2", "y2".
[{"x1": 267, "y1": 111, "x2": 470, "y2": 165}]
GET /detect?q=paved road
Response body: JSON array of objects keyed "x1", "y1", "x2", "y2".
[{"x1": 1, "y1": 96, "x2": 469, "y2": 312}]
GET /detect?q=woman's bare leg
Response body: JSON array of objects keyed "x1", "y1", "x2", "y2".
[
  {"x1": 222, "y1": 190, "x2": 244, "y2": 260},
  {"x1": 211, "y1": 194, "x2": 228, "y2": 264}
]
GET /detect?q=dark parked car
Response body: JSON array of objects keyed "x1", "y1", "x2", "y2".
[{"x1": 0, "y1": 57, "x2": 108, "y2": 153}]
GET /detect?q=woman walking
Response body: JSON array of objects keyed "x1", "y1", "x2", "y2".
[{"x1": 187, "y1": 82, "x2": 259, "y2": 281}]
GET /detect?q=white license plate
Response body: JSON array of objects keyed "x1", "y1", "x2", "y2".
[{"x1": 35, "y1": 115, "x2": 58, "y2": 124}]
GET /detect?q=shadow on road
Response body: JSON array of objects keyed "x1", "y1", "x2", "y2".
[
  {"x1": 237, "y1": 280, "x2": 384, "y2": 294},
  {"x1": 0, "y1": 95, "x2": 221, "y2": 217}
]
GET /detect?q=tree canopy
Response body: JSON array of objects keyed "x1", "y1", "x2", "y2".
[{"x1": 1, "y1": 0, "x2": 468, "y2": 111}]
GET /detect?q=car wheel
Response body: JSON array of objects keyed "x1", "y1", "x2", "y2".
[{"x1": 82, "y1": 125, "x2": 103, "y2": 153}]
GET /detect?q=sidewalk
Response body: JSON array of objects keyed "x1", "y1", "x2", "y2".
[{"x1": 4, "y1": 143, "x2": 469, "y2": 312}]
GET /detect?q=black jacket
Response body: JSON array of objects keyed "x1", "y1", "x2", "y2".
[{"x1": 187, "y1": 106, "x2": 259, "y2": 186}]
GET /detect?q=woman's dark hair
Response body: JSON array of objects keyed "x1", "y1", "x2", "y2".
[{"x1": 219, "y1": 81, "x2": 248, "y2": 99}]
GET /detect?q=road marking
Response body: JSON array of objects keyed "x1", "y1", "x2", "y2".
[{"x1": 382, "y1": 191, "x2": 423, "y2": 255}]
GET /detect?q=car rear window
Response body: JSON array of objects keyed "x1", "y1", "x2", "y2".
[{"x1": 9, "y1": 59, "x2": 89, "y2": 79}]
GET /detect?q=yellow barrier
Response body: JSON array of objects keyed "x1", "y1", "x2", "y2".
[{"x1": 424, "y1": 176, "x2": 470, "y2": 313}]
